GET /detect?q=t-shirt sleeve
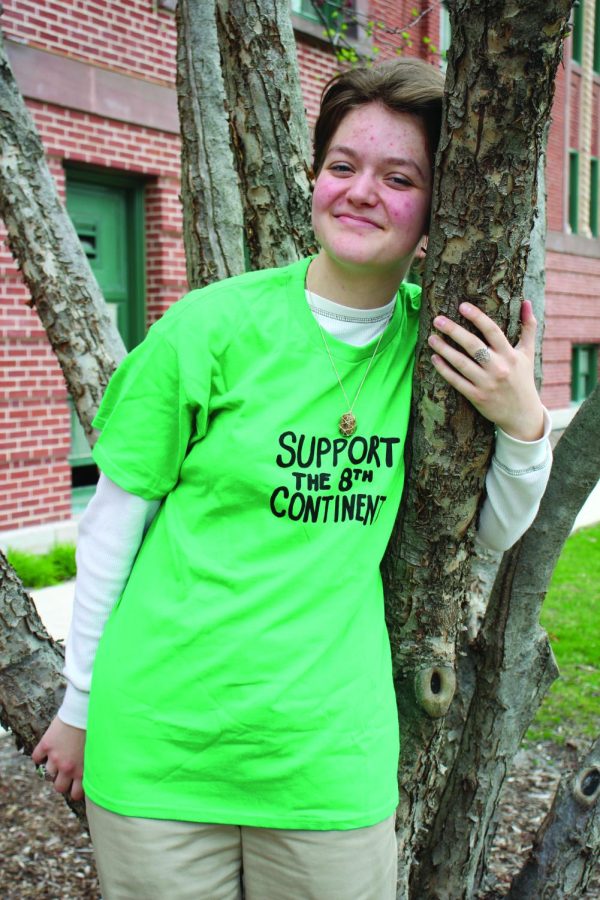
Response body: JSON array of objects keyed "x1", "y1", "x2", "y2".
[{"x1": 92, "y1": 330, "x2": 203, "y2": 499}]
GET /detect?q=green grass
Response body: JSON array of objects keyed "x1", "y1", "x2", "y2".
[
  {"x1": 7, "y1": 543, "x2": 77, "y2": 588},
  {"x1": 527, "y1": 523, "x2": 600, "y2": 744}
]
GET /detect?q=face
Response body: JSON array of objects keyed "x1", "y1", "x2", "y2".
[{"x1": 311, "y1": 103, "x2": 433, "y2": 281}]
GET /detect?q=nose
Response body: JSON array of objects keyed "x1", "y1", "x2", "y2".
[{"x1": 345, "y1": 172, "x2": 378, "y2": 206}]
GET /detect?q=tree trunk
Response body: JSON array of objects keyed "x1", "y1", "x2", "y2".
[
  {"x1": 215, "y1": 0, "x2": 316, "y2": 270},
  {"x1": 380, "y1": 0, "x2": 574, "y2": 891},
  {"x1": 176, "y1": 0, "x2": 315, "y2": 289},
  {"x1": 414, "y1": 382, "x2": 600, "y2": 898},
  {"x1": 175, "y1": 0, "x2": 246, "y2": 287},
  {"x1": 434, "y1": 122, "x2": 552, "y2": 861},
  {"x1": 0, "y1": 31, "x2": 124, "y2": 441},
  {"x1": 0, "y1": 551, "x2": 64, "y2": 751},
  {"x1": 508, "y1": 736, "x2": 600, "y2": 899},
  {"x1": 0, "y1": 548, "x2": 87, "y2": 822}
]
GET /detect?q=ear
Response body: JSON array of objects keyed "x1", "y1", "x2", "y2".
[{"x1": 414, "y1": 236, "x2": 428, "y2": 260}]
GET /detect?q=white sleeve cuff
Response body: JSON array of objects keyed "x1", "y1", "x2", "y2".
[
  {"x1": 476, "y1": 409, "x2": 553, "y2": 552},
  {"x1": 58, "y1": 684, "x2": 90, "y2": 730},
  {"x1": 493, "y1": 407, "x2": 552, "y2": 473}
]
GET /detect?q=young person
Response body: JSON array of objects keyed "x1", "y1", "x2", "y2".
[{"x1": 33, "y1": 59, "x2": 551, "y2": 899}]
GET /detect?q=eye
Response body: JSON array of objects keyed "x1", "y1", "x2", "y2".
[
  {"x1": 328, "y1": 162, "x2": 354, "y2": 175},
  {"x1": 387, "y1": 175, "x2": 412, "y2": 188}
]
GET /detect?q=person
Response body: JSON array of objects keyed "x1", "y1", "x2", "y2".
[{"x1": 32, "y1": 58, "x2": 551, "y2": 899}]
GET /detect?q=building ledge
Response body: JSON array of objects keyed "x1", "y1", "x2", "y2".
[
  {"x1": 5, "y1": 40, "x2": 178, "y2": 134},
  {"x1": 547, "y1": 230, "x2": 600, "y2": 258}
]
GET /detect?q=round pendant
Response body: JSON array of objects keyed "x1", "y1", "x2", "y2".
[{"x1": 339, "y1": 412, "x2": 357, "y2": 436}]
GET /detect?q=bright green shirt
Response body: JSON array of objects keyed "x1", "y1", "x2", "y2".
[{"x1": 84, "y1": 256, "x2": 421, "y2": 829}]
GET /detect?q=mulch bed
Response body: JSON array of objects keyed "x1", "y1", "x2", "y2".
[
  {"x1": 0, "y1": 731, "x2": 99, "y2": 899},
  {"x1": 0, "y1": 731, "x2": 597, "y2": 898}
]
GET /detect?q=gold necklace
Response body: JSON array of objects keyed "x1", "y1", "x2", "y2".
[{"x1": 309, "y1": 290, "x2": 392, "y2": 436}]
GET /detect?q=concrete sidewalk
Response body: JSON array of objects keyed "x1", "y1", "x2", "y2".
[{"x1": 31, "y1": 579, "x2": 75, "y2": 642}]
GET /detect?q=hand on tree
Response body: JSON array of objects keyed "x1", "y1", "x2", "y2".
[
  {"x1": 427, "y1": 299, "x2": 545, "y2": 442},
  {"x1": 32, "y1": 716, "x2": 86, "y2": 801}
]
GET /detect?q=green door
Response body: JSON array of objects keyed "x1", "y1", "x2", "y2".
[{"x1": 66, "y1": 170, "x2": 146, "y2": 509}]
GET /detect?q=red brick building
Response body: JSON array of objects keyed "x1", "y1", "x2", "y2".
[{"x1": 0, "y1": 1, "x2": 598, "y2": 544}]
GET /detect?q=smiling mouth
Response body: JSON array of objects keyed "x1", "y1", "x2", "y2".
[{"x1": 335, "y1": 214, "x2": 382, "y2": 229}]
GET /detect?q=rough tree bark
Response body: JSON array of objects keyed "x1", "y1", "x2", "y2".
[
  {"x1": 381, "y1": 4, "x2": 575, "y2": 893},
  {"x1": 416, "y1": 382, "x2": 600, "y2": 898},
  {"x1": 214, "y1": 0, "x2": 316, "y2": 270},
  {"x1": 0, "y1": 30, "x2": 125, "y2": 441},
  {"x1": 0, "y1": 552, "x2": 64, "y2": 750},
  {"x1": 175, "y1": 0, "x2": 246, "y2": 286},
  {"x1": 509, "y1": 734, "x2": 600, "y2": 898},
  {"x1": 0, "y1": 549, "x2": 85, "y2": 822},
  {"x1": 176, "y1": 0, "x2": 315, "y2": 288}
]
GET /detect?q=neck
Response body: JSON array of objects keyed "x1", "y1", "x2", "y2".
[{"x1": 307, "y1": 252, "x2": 407, "y2": 310}]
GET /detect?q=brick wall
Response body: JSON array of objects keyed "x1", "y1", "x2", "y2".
[
  {"x1": 1, "y1": 0, "x2": 177, "y2": 86},
  {"x1": 547, "y1": 63, "x2": 566, "y2": 232},
  {"x1": 542, "y1": 249, "x2": 600, "y2": 409}
]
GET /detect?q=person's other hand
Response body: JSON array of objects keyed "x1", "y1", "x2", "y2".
[{"x1": 32, "y1": 716, "x2": 86, "y2": 801}]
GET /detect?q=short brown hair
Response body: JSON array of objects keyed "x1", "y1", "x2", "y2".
[{"x1": 313, "y1": 58, "x2": 445, "y2": 177}]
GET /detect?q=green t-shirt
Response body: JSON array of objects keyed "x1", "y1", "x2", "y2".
[{"x1": 84, "y1": 256, "x2": 421, "y2": 830}]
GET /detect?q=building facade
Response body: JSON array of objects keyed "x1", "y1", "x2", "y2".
[{"x1": 0, "y1": 0, "x2": 597, "y2": 542}]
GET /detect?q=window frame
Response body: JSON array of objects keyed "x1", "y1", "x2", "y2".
[
  {"x1": 290, "y1": 0, "x2": 361, "y2": 42},
  {"x1": 572, "y1": 0, "x2": 584, "y2": 64},
  {"x1": 571, "y1": 343, "x2": 599, "y2": 402},
  {"x1": 591, "y1": 156, "x2": 599, "y2": 236},
  {"x1": 569, "y1": 149, "x2": 580, "y2": 233}
]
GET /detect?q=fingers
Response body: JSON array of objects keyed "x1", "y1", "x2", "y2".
[
  {"x1": 517, "y1": 299, "x2": 537, "y2": 358},
  {"x1": 431, "y1": 311, "x2": 491, "y2": 360},
  {"x1": 32, "y1": 718, "x2": 86, "y2": 801},
  {"x1": 53, "y1": 765, "x2": 83, "y2": 799},
  {"x1": 430, "y1": 352, "x2": 482, "y2": 405},
  {"x1": 42, "y1": 758, "x2": 84, "y2": 799},
  {"x1": 454, "y1": 303, "x2": 508, "y2": 353},
  {"x1": 428, "y1": 299, "x2": 544, "y2": 438},
  {"x1": 31, "y1": 738, "x2": 47, "y2": 766},
  {"x1": 70, "y1": 778, "x2": 85, "y2": 802},
  {"x1": 428, "y1": 330, "x2": 489, "y2": 382},
  {"x1": 431, "y1": 300, "x2": 538, "y2": 367}
]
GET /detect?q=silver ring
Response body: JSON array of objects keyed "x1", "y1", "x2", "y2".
[{"x1": 473, "y1": 346, "x2": 491, "y2": 365}]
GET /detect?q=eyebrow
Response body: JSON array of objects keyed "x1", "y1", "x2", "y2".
[{"x1": 327, "y1": 144, "x2": 427, "y2": 181}]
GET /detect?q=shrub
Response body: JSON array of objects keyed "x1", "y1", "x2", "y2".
[{"x1": 7, "y1": 543, "x2": 77, "y2": 588}]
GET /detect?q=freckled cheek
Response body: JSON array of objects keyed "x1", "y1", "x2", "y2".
[
  {"x1": 389, "y1": 195, "x2": 430, "y2": 231},
  {"x1": 311, "y1": 179, "x2": 341, "y2": 215}
]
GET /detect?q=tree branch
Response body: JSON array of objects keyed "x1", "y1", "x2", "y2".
[
  {"x1": 175, "y1": 0, "x2": 246, "y2": 287},
  {"x1": 215, "y1": 0, "x2": 315, "y2": 269},
  {"x1": 508, "y1": 736, "x2": 600, "y2": 898},
  {"x1": 0, "y1": 29, "x2": 124, "y2": 440},
  {"x1": 0, "y1": 550, "x2": 86, "y2": 823}
]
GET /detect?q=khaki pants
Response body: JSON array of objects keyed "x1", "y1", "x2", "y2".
[{"x1": 86, "y1": 799, "x2": 397, "y2": 900}]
